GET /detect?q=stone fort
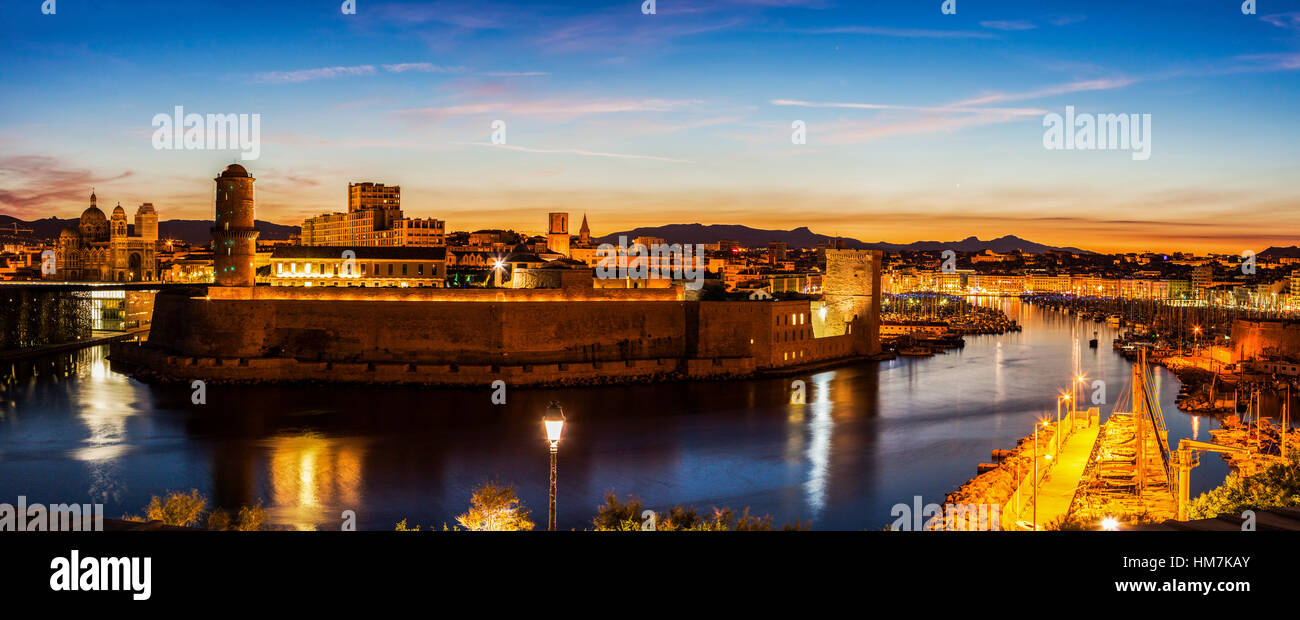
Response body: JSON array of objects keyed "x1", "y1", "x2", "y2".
[{"x1": 116, "y1": 165, "x2": 882, "y2": 386}]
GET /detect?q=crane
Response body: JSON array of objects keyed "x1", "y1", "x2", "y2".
[{"x1": 1175, "y1": 439, "x2": 1252, "y2": 521}]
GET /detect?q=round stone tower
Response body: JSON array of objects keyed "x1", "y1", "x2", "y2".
[{"x1": 212, "y1": 164, "x2": 259, "y2": 286}]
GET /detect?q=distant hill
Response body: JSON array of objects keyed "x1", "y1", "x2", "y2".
[
  {"x1": 1259, "y1": 246, "x2": 1300, "y2": 259},
  {"x1": 596, "y1": 224, "x2": 1092, "y2": 254},
  {"x1": 0, "y1": 214, "x2": 298, "y2": 244},
  {"x1": 159, "y1": 220, "x2": 299, "y2": 244}
]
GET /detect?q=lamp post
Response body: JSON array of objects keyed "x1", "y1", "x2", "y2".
[
  {"x1": 543, "y1": 401, "x2": 565, "y2": 531},
  {"x1": 492, "y1": 258, "x2": 506, "y2": 288},
  {"x1": 1055, "y1": 395, "x2": 1070, "y2": 452},
  {"x1": 1032, "y1": 422, "x2": 1043, "y2": 530},
  {"x1": 1074, "y1": 376, "x2": 1085, "y2": 418}
]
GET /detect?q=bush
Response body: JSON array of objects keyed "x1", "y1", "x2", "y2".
[
  {"x1": 234, "y1": 501, "x2": 265, "y2": 531},
  {"x1": 592, "y1": 492, "x2": 804, "y2": 531},
  {"x1": 456, "y1": 481, "x2": 535, "y2": 531},
  {"x1": 207, "y1": 508, "x2": 231, "y2": 530},
  {"x1": 146, "y1": 489, "x2": 207, "y2": 527},
  {"x1": 1188, "y1": 455, "x2": 1300, "y2": 519}
]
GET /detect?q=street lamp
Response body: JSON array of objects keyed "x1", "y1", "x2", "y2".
[
  {"x1": 492, "y1": 258, "x2": 506, "y2": 288},
  {"x1": 1055, "y1": 394, "x2": 1070, "y2": 452},
  {"x1": 543, "y1": 401, "x2": 565, "y2": 531},
  {"x1": 1074, "y1": 375, "x2": 1085, "y2": 418},
  {"x1": 1032, "y1": 420, "x2": 1047, "y2": 530}
]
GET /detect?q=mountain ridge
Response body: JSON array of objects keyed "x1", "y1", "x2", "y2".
[{"x1": 595, "y1": 224, "x2": 1093, "y2": 254}]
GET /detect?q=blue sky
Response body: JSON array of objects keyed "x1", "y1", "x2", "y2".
[{"x1": 1, "y1": 0, "x2": 1298, "y2": 252}]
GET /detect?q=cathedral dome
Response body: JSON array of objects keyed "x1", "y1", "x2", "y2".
[
  {"x1": 60, "y1": 227, "x2": 79, "y2": 239},
  {"x1": 80, "y1": 205, "x2": 107, "y2": 227},
  {"x1": 219, "y1": 164, "x2": 249, "y2": 178},
  {"x1": 112, "y1": 204, "x2": 127, "y2": 218}
]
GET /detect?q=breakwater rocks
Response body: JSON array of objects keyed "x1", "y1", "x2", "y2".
[{"x1": 934, "y1": 422, "x2": 1063, "y2": 530}]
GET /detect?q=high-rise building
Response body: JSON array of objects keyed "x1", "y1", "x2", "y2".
[
  {"x1": 1191, "y1": 263, "x2": 1214, "y2": 298},
  {"x1": 300, "y1": 182, "x2": 444, "y2": 247},
  {"x1": 768, "y1": 241, "x2": 787, "y2": 265},
  {"x1": 212, "y1": 164, "x2": 259, "y2": 286},
  {"x1": 348, "y1": 182, "x2": 400, "y2": 213},
  {"x1": 1290, "y1": 269, "x2": 1300, "y2": 308}
]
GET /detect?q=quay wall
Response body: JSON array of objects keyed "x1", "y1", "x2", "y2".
[{"x1": 133, "y1": 288, "x2": 874, "y2": 385}]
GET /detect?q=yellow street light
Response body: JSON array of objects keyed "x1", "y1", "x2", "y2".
[{"x1": 543, "y1": 401, "x2": 566, "y2": 531}]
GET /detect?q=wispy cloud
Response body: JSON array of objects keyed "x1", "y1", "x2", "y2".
[
  {"x1": 797, "y1": 26, "x2": 996, "y2": 39},
  {"x1": 1232, "y1": 53, "x2": 1300, "y2": 71},
  {"x1": 382, "y1": 62, "x2": 467, "y2": 73},
  {"x1": 771, "y1": 99, "x2": 1045, "y2": 116},
  {"x1": 981, "y1": 20, "x2": 1036, "y2": 31},
  {"x1": 252, "y1": 65, "x2": 377, "y2": 84},
  {"x1": 478, "y1": 71, "x2": 549, "y2": 77},
  {"x1": 0, "y1": 156, "x2": 133, "y2": 218},
  {"x1": 1261, "y1": 12, "x2": 1300, "y2": 31},
  {"x1": 823, "y1": 110, "x2": 1035, "y2": 144},
  {"x1": 770, "y1": 77, "x2": 1133, "y2": 144},
  {"x1": 537, "y1": 14, "x2": 744, "y2": 51},
  {"x1": 947, "y1": 77, "x2": 1137, "y2": 107},
  {"x1": 459, "y1": 142, "x2": 690, "y2": 163},
  {"x1": 396, "y1": 97, "x2": 698, "y2": 122},
  {"x1": 1048, "y1": 15, "x2": 1087, "y2": 26}
]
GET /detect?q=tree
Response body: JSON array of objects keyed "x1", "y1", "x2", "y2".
[
  {"x1": 456, "y1": 481, "x2": 535, "y2": 531},
  {"x1": 146, "y1": 489, "x2": 207, "y2": 527},
  {"x1": 1188, "y1": 455, "x2": 1300, "y2": 519}
]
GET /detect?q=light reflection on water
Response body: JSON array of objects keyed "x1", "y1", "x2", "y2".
[{"x1": 0, "y1": 299, "x2": 1228, "y2": 530}]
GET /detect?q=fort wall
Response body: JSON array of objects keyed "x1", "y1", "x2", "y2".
[
  {"x1": 1230, "y1": 318, "x2": 1300, "y2": 362},
  {"x1": 126, "y1": 287, "x2": 873, "y2": 386}
]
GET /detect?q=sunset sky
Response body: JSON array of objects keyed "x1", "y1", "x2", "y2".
[{"x1": 1, "y1": 0, "x2": 1298, "y2": 253}]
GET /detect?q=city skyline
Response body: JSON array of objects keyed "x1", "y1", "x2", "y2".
[{"x1": 3, "y1": 1, "x2": 1299, "y2": 253}]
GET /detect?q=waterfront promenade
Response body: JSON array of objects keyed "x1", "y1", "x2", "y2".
[
  {"x1": 1014, "y1": 417, "x2": 1100, "y2": 529},
  {"x1": 1, "y1": 327, "x2": 148, "y2": 362}
]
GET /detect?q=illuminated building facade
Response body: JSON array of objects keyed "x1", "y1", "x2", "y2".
[
  {"x1": 547, "y1": 212, "x2": 570, "y2": 257},
  {"x1": 55, "y1": 192, "x2": 160, "y2": 282},
  {"x1": 300, "y1": 182, "x2": 445, "y2": 247},
  {"x1": 269, "y1": 246, "x2": 447, "y2": 287}
]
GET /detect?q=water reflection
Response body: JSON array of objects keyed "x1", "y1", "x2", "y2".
[
  {"x1": 0, "y1": 300, "x2": 1230, "y2": 530},
  {"x1": 265, "y1": 433, "x2": 366, "y2": 531},
  {"x1": 803, "y1": 371, "x2": 834, "y2": 517}
]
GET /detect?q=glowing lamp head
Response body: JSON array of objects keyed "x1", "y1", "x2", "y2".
[
  {"x1": 492, "y1": 258, "x2": 505, "y2": 271},
  {"x1": 543, "y1": 400, "x2": 566, "y2": 445},
  {"x1": 1100, "y1": 517, "x2": 1119, "y2": 531}
]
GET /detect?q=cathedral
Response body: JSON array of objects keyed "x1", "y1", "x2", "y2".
[{"x1": 55, "y1": 191, "x2": 160, "y2": 282}]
